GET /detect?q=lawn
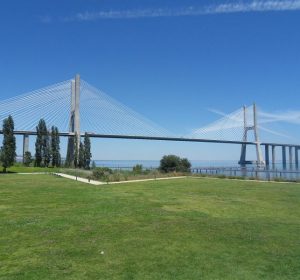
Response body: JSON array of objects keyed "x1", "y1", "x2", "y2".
[
  {"x1": 0, "y1": 165, "x2": 61, "y2": 174},
  {"x1": 0, "y1": 175, "x2": 300, "y2": 279}
]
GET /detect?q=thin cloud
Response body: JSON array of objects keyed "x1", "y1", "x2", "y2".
[
  {"x1": 60, "y1": 0, "x2": 300, "y2": 22},
  {"x1": 259, "y1": 110, "x2": 300, "y2": 124},
  {"x1": 209, "y1": 107, "x2": 300, "y2": 125},
  {"x1": 190, "y1": 107, "x2": 299, "y2": 139}
]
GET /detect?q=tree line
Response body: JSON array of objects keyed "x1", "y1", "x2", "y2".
[{"x1": 0, "y1": 115, "x2": 92, "y2": 172}]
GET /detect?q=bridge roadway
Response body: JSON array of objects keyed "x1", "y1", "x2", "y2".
[
  {"x1": 0, "y1": 129, "x2": 268, "y2": 145},
  {"x1": 0, "y1": 130, "x2": 299, "y2": 168},
  {"x1": 1, "y1": 130, "x2": 299, "y2": 147}
]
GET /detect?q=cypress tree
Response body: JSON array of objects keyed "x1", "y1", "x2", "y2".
[
  {"x1": 35, "y1": 119, "x2": 50, "y2": 167},
  {"x1": 51, "y1": 126, "x2": 56, "y2": 167},
  {"x1": 44, "y1": 131, "x2": 51, "y2": 167},
  {"x1": 83, "y1": 133, "x2": 91, "y2": 169},
  {"x1": 51, "y1": 126, "x2": 61, "y2": 167},
  {"x1": 35, "y1": 120, "x2": 43, "y2": 167},
  {"x1": 0, "y1": 115, "x2": 16, "y2": 172},
  {"x1": 55, "y1": 127, "x2": 61, "y2": 167},
  {"x1": 78, "y1": 142, "x2": 85, "y2": 168},
  {"x1": 74, "y1": 133, "x2": 78, "y2": 168},
  {"x1": 65, "y1": 136, "x2": 74, "y2": 168}
]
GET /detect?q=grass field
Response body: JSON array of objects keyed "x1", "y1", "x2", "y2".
[
  {"x1": 1, "y1": 175, "x2": 300, "y2": 279},
  {"x1": 0, "y1": 165, "x2": 61, "y2": 174}
]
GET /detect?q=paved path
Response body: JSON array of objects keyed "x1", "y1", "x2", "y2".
[
  {"x1": 53, "y1": 173, "x2": 187, "y2": 185},
  {"x1": 53, "y1": 173, "x2": 105, "y2": 185},
  {"x1": 17, "y1": 172, "x2": 51, "y2": 175}
]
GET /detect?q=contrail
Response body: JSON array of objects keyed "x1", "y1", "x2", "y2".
[{"x1": 61, "y1": 1, "x2": 300, "y2": 22}]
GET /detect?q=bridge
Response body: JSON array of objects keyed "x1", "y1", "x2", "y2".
[{"x1": 0, "y1": 74, "x2": 299, "y2": 169}]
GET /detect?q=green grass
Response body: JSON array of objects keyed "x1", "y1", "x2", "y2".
[
  {"x1": 0, "y1": 175, "x2": 300, "y2": 279},
  {"x1": 0, "y1": 165, "x2": 61, "y2": 173}
]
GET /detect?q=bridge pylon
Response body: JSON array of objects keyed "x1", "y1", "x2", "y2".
[
  {"x1": 66, "y1": 74, "x2": 81, "y2": 165},
  {"x1": 239, "y1": 103, "x2": 265, "y2": 167}
]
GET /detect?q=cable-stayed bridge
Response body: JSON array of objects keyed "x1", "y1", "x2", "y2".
[{"x1": 0, "y1": 74, "x2": 299, "y2": 169}]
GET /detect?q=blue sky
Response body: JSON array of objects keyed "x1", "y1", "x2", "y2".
[{"x1": 1, "y1": 0, "x2": 300, "y2": 161}]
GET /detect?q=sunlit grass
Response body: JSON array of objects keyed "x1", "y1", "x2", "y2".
[{"x1": 1, "y1": 175, "x2": 300, "y2": 279}]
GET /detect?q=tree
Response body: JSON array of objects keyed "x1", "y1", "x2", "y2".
[
  {"x1": 35, "y1": 121, "x2": 43, "y2": 167},
  {"x1": 44, "y1": 132, "x2": 51, "y2": 167},
  {"x1": 51, "y1": 126, "x2": 61, "y2": 167},
  {"x1": 54, "y1": 127, "x2": 61, "y2": 167},
  {"x1": 0, "y1": 115, "x2": 16, "y2": 172},
  {"x1": 133, "y1": 164, "x2": 143, "y2": 174},
  {"x1": 159, "y1": 155, "x2": 191, "y2": 173},
  {"x1": 35, "y1": 119, "x2": 50, "y2": 167},
  {"x1": 23, "y1": 151, "x2": 32, "y2": 167},
  {"x1": 65, "y1": 136, "x2": 74, "y2": 168},
  {"x1": 74, "y1": 133, "x2": 79, "y2": 168},
  {"x1": 179, "y1": 158, "x2": 192, "y2": 172},
  {"x1": 78, "y1": 142, "x2": 85, "y2": 168},
  {"x1": 83, "y1": 133, "x2": 91, "y2": 169}
]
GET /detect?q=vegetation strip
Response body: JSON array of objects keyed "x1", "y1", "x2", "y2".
[{"x1": 53, "y1": 172, "x2": 187, "y2": 185}]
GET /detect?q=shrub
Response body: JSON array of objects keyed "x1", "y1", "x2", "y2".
[
  {"x1": 23, "y1": 151, "x2": 32, "y2": 167},
  {"x1": 133, "y1": 164, "x2": 143, "y2": 174},
  {"x1": 112, "y1": 172, "x2": 122, "y2": 182},
  {"x1": 92, "y1": 167, "x2": 113, "y2": 180},
  {"x1": 159, "y1": 155, "x2": 191, "y2": 173}
]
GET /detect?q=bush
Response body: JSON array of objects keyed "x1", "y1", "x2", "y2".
[
  {"x1": 133, "y1": 164, "x2": 143, "y2": 174},
  {"x1": 92, "y1": 167, "x2": 113, "y2": 180},
  {"x1": 159, "y1": 155, "x2": 191, "y2": 173},
  {"x1": 23, "y1": 151, "x2": 32, "y2": 167},
  {"x1": 112, "y1": 172, "x2": 122, "y2": 182}
]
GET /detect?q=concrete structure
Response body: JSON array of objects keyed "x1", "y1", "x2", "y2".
[
  {"x1": 74, "y1": 74, "x2": 81, "y2": 147},
  {"x1": 272, "y1": 145, "x2": 276, "y2": 169},
  {"x1": 265, "y1": 145, "x2": 270, "y2": 167},
  {"x1": 282, "y1": 146, "x2": 287, "y2": 170},
  {"x1": 239, "y1": 104, "x2": 265, "y2": 167},
  {"x1": 69, "y1": 75, "x2": 81, "y2": 144},
  {"x1": 263, "y1": 144, "x2": 300, "y2": 170},
  {"x1": 66, "y1": 74, "x2": 81, "y2": 163},
  {"x1": 289, "y1": 147, "x2": 293, "y2": 169},
  {"x1": 22, "y1": 134, "x2": 29, "y2": 163}
]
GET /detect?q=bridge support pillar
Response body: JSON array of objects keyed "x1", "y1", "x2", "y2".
[
  {"x1": 239, "y1": 143, "x2": 247, "y2": 167},
  {"x1": 265, "y1": 145, "x2": 270, "y2": 168},
  {"x1": 74, "y1": 74, "x2": 81, "y2": 148},
  {"x1": 295, "y1": 147, "x2": 299, "y2": 170},
  {"x1": 66, "y1": 74, "x2": 81, "y2": 166},
  {"x1": 289, "y1": 147, "x2": 293, "y2": 169},
  {"x1": 272, "y1": 145, "x2": 276, "y2": 169},
  {"x1": 22, "y1": 134, "x2": 29, "y2": 163},
  {"x1": 282, "y1": 146, "x2": 287, "y2": 170},
  {"x1": 239, "y1": 104, "x2": 264, "y2": 167}
]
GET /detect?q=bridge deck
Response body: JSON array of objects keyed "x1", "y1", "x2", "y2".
[{"x1": 0, "y1": 130, "x2": 299, "y2": 148}]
